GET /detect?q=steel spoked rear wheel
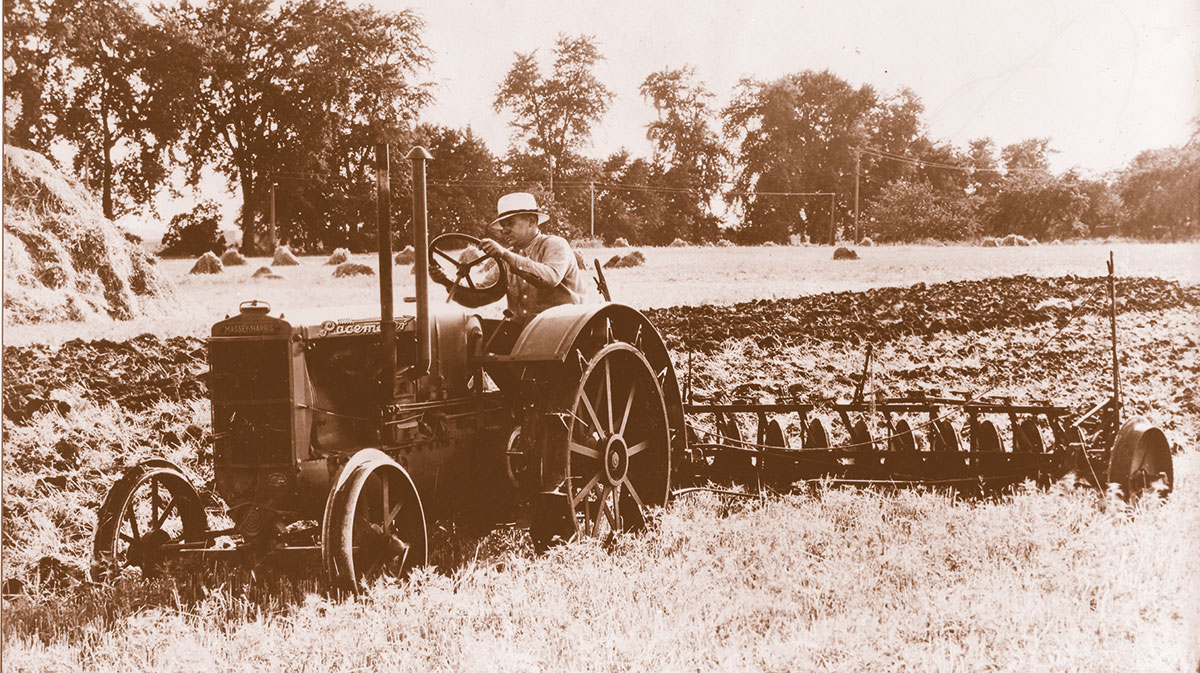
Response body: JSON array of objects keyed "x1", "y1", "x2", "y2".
[
  {"x1": 91, "y1": 462, "x2": 208, "y2": 582},
  {"x1": 565, "y1": 343, "x2": 671, "y2": 540},
  {"x1": 325, "y1": 457, "x2": 427, "y2": 592}
]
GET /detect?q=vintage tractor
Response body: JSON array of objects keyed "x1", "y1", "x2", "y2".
[
  {"x1": 91, "y1": 146, "x2": 1174, "y2": 591},
  {"x1": 91, "y1": 146, "x2": 684, "y2": 590}
]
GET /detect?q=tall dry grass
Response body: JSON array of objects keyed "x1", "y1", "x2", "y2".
[{"x1": 3, "y1": 462, "x2": 1197, "y2": 672}]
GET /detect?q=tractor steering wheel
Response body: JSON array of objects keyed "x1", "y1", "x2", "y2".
[{"x1": 428, "y1": 233, "x2": 507, "y2": 307}]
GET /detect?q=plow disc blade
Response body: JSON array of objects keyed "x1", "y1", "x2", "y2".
[
  {"x1": 930, "y1": 419, "x2": 961, "y2": 452},
  {"x1": 804, "y1": 419, "x2": 829, "y2": 449},
  {"x1": 973, "y1": 420, "x2": 1004, "y2": 452},
  {"x1": 889, "y1": 419, "x2": 917, "y2": 452}
]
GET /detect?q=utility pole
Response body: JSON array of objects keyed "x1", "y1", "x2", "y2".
[
  {"x1": 829, "y1": 193, "x2": 836, "y2": 245},
  {"x1": 268, "y1": 181, "x2": 277, "y2": 251},
  {"x1": 853, "y1": 147, "x2": 861, "y2": 244},
  {"x1": 590, "y1": 182, "x2": 595, "y2": 237}
]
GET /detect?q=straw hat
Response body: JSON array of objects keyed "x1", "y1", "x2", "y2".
[{"x1": 491, "y1": 192, "x2": 550, "y2": 227}]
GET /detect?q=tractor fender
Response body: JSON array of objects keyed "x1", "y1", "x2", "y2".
[
  {"x1": 507, "y1": 302, "x2": 688, "y2": 494},
  {"x1": 509, "y1": 303, "x2": 669, "y2": 363}
]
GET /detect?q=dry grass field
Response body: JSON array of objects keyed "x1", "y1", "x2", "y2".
[{"x1": 2, "y1": 241, "x2": 1198, "y2": 672}]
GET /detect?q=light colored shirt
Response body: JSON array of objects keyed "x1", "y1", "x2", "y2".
[{"x1": 503, "y1": 233, "x2": 586, "y2": 322}]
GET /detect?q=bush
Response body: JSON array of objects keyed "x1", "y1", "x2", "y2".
[{"x1": 160, "y1": 201, "x2": 226, "y2": 257}]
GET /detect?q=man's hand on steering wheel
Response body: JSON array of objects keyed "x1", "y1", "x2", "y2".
[
  {"x1": 427, "y1": 232, "x2": 508, "y2": 308},
  {"x1": 478, "y1": 238, "x2": 510, "y2": 261},
  {"x1": 428, "y1": 258, "x2": 452, "y2": 287}
]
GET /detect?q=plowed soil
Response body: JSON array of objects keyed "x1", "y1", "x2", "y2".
[
  {"x1": 644, "y1": 275, "x2": 1200, "y2": 352},
  {"x1": 3, "y1": 275, "x2": 1197, "y2": 426}
]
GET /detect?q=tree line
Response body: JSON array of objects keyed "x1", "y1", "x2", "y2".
[{"x1": 5, "y1": 0, "x2": 1197, "y2": 253}]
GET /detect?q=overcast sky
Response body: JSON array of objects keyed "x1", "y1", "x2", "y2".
[{"x1": 375, "y1": 0, "x2": 1198, "y2": 175}]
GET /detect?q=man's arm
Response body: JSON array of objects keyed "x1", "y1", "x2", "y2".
[{"x1": 486, "y1": 237, "x2": 575, "y2": 289}]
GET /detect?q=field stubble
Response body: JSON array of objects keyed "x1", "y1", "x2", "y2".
[{"x1": 2, "y1": 243, "x2": 1198, "y2": 671}]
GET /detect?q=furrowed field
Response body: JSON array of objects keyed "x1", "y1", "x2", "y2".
[{"x1": 3, "y1": 242, "x2": 1198, "y2": 672}]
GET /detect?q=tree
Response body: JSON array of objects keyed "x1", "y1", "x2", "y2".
[
  {"x1": 640, "y1": 66, "x2": 728, "y2": 242},
  {"x1": 1116, "y1": 143, "x2": 1200, "y2": 239},
  {"x1": 985, "y1": 170, "x2": 1089, "y2": 240},
  {"x1": 964, "y1": 137, "x2": 1002, "y2": 197},
  {"x1": 592, "y1": 150, "x2": 668, "y2": 245},
  {"x1": 494, "y1": 34, "x2": 613, "y2": 190},
  {"x1": 161, "y1": 199, "x2": 226, "y2": 256},
  {"x1": 409, "y1": 124, "x2": 500, "y2": 239},
  {"x1": 865, "y1": 179, "x2": 981, "y2": 242},
  {"x1": 723, "y1": 70, "x2": 926, "y2": 243},
  {"x1": 166, "y1": 0, "x2": 431, "y2": 254},
  {"x1": 3, "y1": 0, "x2": 67, "y2": 153},
  {"x1": 53, "y1": 0, "x2": 186, "y2": 219},
  {"x1": 1001, "y1": 137, "x2": 1053, "y2": 173}
]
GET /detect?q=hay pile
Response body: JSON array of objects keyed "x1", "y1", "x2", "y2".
[
  {"x1": 668, "y1": 238, "x2": 688, "y2": 247},
  {"x1": 2, "y1": 146, "x2": 173, "y2": 324},
  {"x1": 272, "y1": 245, "x2": 301, "y2": 265},
  {"x1": 252, "y1": 266, "x2": 282, "y2": 279},
  {"x1": 604, "y1": 250, "x2": 645, "y2": 268},
  {"x1": 326, "y1": 248, "x2": 351, "y2": 265},
  {"x1": 613, "y1": 237, "x2": 630, "y2": 247},
  {"x1": 221, "y1": 249, "x2": 246, "y2": 266},
  {"x1": 987, "y1": 234, "x2": 1039, "y2": 247},
  {"x1": 833, "y1": 246, "x2": 859, "y2": 260},
  {"x1": 189, "y1": 251, "x2": 223, "y2": 274},
  {"x1": 394, "y1": 245, "x2": 415, "y2": 265},
  {"x1": 332, "y1": 262, "x2": 373, "y2": 277}
]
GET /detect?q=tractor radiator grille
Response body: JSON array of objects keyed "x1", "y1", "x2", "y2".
[{"x1": 209, "y1": 339, "x2": 292, "y2": 465}]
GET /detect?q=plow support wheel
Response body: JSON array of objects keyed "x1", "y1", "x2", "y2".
[{"x1": 1108, "y1": 418, "x2": 1173, "y2": 499}]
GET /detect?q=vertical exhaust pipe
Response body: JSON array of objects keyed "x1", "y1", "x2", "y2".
[
  {"x1": 406, "y1": 146, "x2": 433, "y2": 379},
  {"x1": 376, "y1": 143, "x2": 397, "y2": 404}
]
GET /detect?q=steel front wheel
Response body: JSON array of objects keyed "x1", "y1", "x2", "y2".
[
  {"x1": 324, "y1": 455, "x2": 427, "y2": 592},
  {"x1": 91, "y1": 461, "x2": 208, "y2": 582},
  {"x1": 563, "y1": 343, "x2": 671, "y2": 541}
]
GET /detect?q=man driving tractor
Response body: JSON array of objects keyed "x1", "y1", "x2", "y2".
[{"x1": 429, "y1": 192, "x2": 587, "y2": 324}]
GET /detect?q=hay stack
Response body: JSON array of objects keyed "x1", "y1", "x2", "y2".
[
  {"x1": 981, "y1": 237, "x2": 1000, "y2": 247},
  {"x1": 333, "y1": 262, "x2": 373, "y2": 277},
  {"x1": 859, "y1": 236, "x2": 875, "y2": 247},
  {"x1": 668, "y1": 238, "x2": 688, "y2": 248},
  {"x1": 716, "y1": 239, "x2": 734, "y2": 247},
  {"x1": 613, "y1": 237, "x2": 630, "y2": 247},
  {"x1": 603, "y1": 250, "x2": 646, "y2": 269},
  {"x1": 999, "y1": 234, "x2": 1038, "y2": 247},
  {"x1": 2, "y1": 146, "x2": 173, "y2": 323},
  {"x1": 221, "y1": 249, "x2": 246, "y2": 266},
  {"x1": 326, "y1": 248, "x2": 351, "y2": 265},
  {"x1": 394, "y1": 245, "x2": 415, "y2": 265},
  {"x1": 833, "y1": 246, "x2": 859, "y2": 260},
  {"x1": 189, "y1": 251, "x2": 223, "y2": 274},
  {"x1": 251, "y1": 266, "x2": 282, "y2": 279},
  {"x1": 272, "y1": 245, "x2": 301, "y2": 265}
]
